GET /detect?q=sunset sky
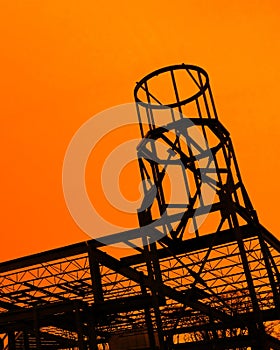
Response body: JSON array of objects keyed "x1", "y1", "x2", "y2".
[{"x1": 1, "y1": 1, "x2": 280, "y2": 261}]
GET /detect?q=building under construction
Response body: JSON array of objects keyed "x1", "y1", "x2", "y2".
[{"x1": 0, "y1": 64, "x2": 280, "y2": 349}]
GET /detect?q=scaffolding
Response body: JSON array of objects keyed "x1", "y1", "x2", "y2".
[{"x1": 0, "y1": 64, "x2": 280, "y2": 349}]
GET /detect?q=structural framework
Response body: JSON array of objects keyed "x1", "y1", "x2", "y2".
[{"x1": 0, "y1": 64, "x2": 280, "y2": 350}]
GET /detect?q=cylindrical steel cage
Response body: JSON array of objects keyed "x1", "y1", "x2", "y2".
[{"x1": 134, "y1": 64, "x2": 218, "y2": 138}]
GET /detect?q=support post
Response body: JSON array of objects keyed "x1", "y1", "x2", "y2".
[
  {"x1": 8, "y1": 331, "x2": 16, "y2": 350},
  {"x1": 88, "y1": 244, "x2": 104, "y2": 304},
  {"x1": 141, "y1": 285, "x2": 157, "y2": 350},
  {"x1": 87, "y1": 306, "x2": 99, "y2": 350},
  {"x1": 23, "y1": 332, "x2": 30, "y2": 350},
  {"x1": 34, "y1": 309, "x2": 41, "y2": 350},
  {"x1": 143, "y1": 243, "x2": 166, "y2": 350},
  {"x1": 75, "y1": 304, "x2": 86, "y2": 350}
]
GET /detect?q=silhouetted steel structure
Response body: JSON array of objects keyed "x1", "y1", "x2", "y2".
[{"x1": 0, "y1": 64, "x2": 280, "y2": 350}]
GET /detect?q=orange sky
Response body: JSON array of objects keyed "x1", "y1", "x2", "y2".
[{"x1": 1, "y1": 1, "x2": 280, "y2": 261}]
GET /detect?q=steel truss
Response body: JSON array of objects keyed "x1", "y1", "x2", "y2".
[{"x1": 0, "y1": 64, "x2": 279, "y2": 349}]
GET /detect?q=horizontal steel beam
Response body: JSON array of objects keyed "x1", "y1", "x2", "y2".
[
  {"x1": 121, "y1": 224, "x2": 257, "y2": 265},
  {"x1": 0, "y1": 223, "x2": 266, "y2": 274}
]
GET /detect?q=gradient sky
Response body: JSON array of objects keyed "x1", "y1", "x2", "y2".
[{"x1": 1, "y1": 1, "x2": 280, "y2": 261}]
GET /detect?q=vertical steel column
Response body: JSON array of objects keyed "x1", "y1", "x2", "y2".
[
  {"x1": 75, "y1": 305, "x2": 86, "y2": 350},
  {"x1": 23, "y1": 332, "x2": 30, "y2": 350},
  {"x1": 88, "y1": 244, "x2": 104, "y2": 304},
  {"x1": 141, "y1": 285, "x2": 157, "y2": 350},
  {"x1": 87, "y1": 305, "x2": 99, "y2": 350},
  {"x1": 87, "y1": 244, "x2": 103, "y2": 349},
  {"x1": 34, "y1": 309, "x2": 41, "y2": 350},
  {"x1": 143, "y1": 243, "x2": 166, "y2": 350},
  {"x1": 7, "y1": 331, "x2": 16, "y2": 350},
  {"x1": 257, "y1": 229, "x2": 280, "y2": 311}
]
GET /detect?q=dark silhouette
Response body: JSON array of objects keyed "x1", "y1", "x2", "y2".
[{"x1": 0, "y1": 64, "x2": 279, "y2": 349}]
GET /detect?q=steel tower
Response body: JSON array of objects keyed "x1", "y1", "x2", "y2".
[{"x1": 134, "y1": 64, "x2": 280, "y2": 349}]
